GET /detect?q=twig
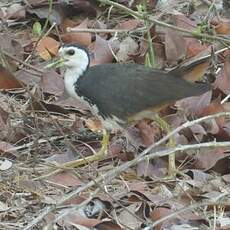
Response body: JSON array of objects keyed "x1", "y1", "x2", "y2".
[
  {"x1": 2, "y1": 50, "x2": 44, "y2": 74},
  {"x1": 66, "y1": 27, "x2": 131, "y2": 33}
]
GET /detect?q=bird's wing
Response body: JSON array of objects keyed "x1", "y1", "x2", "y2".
[{"x1": 77, "y1": 63, "x2": 209, "y2": 120}]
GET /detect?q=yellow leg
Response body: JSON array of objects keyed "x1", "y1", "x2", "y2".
[
  {"x1": 154, "y1": 115, "x2": 176, "y2": 177},
  {"x1": 64, "y1": 129, "x2": 109, "y2": 168},
  {"x1": 34, "y1": 130, "x2": 109, "y2": 180}
]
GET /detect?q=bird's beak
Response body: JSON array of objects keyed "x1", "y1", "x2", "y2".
[
  {"x1": 44, "y1": 47, "x2": 67, "y2": 69},
  {"x1": 45, "y1": 57, "x2": 65, "y2": 69}
]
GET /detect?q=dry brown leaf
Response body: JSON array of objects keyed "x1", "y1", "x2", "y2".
[
  {"x1": 118, "y1": 203, "x2": 143, "y2": 229},
  {"x1": 0, "y1": 141, "x2": 16, "y2": 154},
  {"x1": 94, "y1": 221, "x2": 122, "y2": 230},
  {"x1": 137, "y1": 158, "x2": 167, "y2": 178},
  {"x1": 214, "y1": 19, "x2": 230, "y2": 35},
  {"x1": 0, "y1": 3, "x2": 25, "y2": 20},
  {"x1": 71, "y1": 0, "x2": 98, "y2": 17},
  {"x1": 214, "y1": 58, "x2": 230, "y2": 94},
  {"x1": 47, "y1": 172, "x2": 83, "y2": 187},
  {"x1": 193, "y1": 148, "x2": 230, "y2": 172},
  {"x1": 175, "y1": 91, "x2": 212, "y2": 116},
  {"x1": 40, "y1": 70, "x2": 64, "y2": 96},
  {"x1": 85, "y1": 117, "x2": 102, "y2": 131},
  {"x1": 90, "y1": 35, "x2": 119, "y2": 65},
  {"x1": 36, "y1": 37, "x2": 60, "y2": 60},
  {"x1": 116, "y1": 37, "x2": 138, "y2": 62},
  {"x1": 149, "y1": 207, "x2": 172, "y2": 230},
  {"x1": 0, "y1": 65, "x2": 23, "y2": 89},
  {"x1": 135, "y1": 120, "x2": 155, "y2": 146},
  {"x1": 115, "y1": 19, "x2": 141, "y2": 30},
  {"x1": 60, "y1": 18, "x2": 79, "y2": 33},
  {"x1": 174, "y1": 15, "x2": 208, "y2": 57},
  {"x1": 165, "y1": 29, "x2": 187, "y2": 65},
  {"x1": 61, "y1": 18, "x2": 92, "y2": 46},
  {"x1": 200, "y1": 99, "x2": 225, "y2": 128}
]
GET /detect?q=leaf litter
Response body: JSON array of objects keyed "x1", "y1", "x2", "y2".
[{"x1": 0, "y1": 0, "x2": 230, "y2": 229}]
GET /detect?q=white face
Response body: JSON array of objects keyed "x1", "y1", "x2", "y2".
[{"x1": 58, "y1": 46, "x2": 90, "y2": 70}]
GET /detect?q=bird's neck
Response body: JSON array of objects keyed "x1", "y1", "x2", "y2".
[{"x1": 64, "y1": 66, "x2": 86, "y2": 98}]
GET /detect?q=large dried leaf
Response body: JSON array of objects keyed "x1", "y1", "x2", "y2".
[
  {"x1": 40, "y1": 70, "x2": 64, "y2": 96},
  {"x1": 165, "y1": 29, "x2": 187, "y2": 64},
  {"x1": 36, "y1": 37, "x2": 60, "y2": 60},
  {"x1": 90, "y1": 35, "x2": 119, "y2": 65},
  {"x1": 0, "y1": 65, "x2": 22, "y2": 89},
  {"x1": 62, "y1": 18, "x2": 92, "y2": 46},
  {"x1": 214, "y1": 58, "x2": 230, "y2": 94},
  {"x1": 116, "y1": 37, "x2": 138, "y2": 62}
]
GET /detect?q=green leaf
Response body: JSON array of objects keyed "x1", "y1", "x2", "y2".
[{"x1": 33, "y1": 21, "x2": 42, "y2": 37}]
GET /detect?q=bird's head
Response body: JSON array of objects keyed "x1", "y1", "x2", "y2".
[{"x1": 58, "y1": 44, "x2": 90, "y2": 71}]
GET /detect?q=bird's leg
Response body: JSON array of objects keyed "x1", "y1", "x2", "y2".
[
  {"x1": 154, "y1": 115, "x2": 176, "y2": 177},
  {"x1": 154, "y1": 115, "x2": 189, "y2": 178},
  {"x1": 56, "y1": 129, "x2": 109, "y2": 169},
  {"x1": 98, "y1": 129, "x2": 109, "y2": 157}
]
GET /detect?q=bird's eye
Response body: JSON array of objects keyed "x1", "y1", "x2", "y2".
[{"x1": 66, "y1": 49, "x2": 75, "y2": 55}]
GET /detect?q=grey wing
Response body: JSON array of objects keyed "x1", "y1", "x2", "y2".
[{"x1": 78, "y1": 64, "x2": 209, "y2": 119}]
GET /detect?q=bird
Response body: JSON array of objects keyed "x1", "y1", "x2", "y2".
[{"x1": 58, "y1": 43, "x2": 210, "y2": 132}]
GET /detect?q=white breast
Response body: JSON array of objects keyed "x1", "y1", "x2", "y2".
[
  {"x1": 63, "y1": 66, "x2": 124, "y2": 131},
  {"x1": 64, "y1": 67, "x2": 98, "y2": 115}
]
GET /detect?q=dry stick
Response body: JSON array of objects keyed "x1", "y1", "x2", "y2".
[
  {"x1": 23, "y1": 111, "x2": 230, "y2": 230},
  {"x1": 98, "y1": 0, "x2": 230, "y2": 45},
  {"x1": 2, "y1": 51, "x2": 44, "y2": 74},
  {"x1": 67, "y1": 27, "x2": 131, "y2": 33}
]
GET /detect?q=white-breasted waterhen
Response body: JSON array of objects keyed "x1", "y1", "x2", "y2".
[{"x1": 58, "y1": 43, "x2": 210, "y2": 173}]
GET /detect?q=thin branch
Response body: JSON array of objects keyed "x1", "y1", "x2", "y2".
[{"x1": 66, "y1": 27, "x2": 131, "y2": 33}]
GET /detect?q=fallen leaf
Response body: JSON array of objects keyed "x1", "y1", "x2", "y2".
[
  {"x1": 27, "y1": 6, "x2": 62, "y2": 24},
  {"x1": 174, "y1": 15, "x2": 208, "y2": 57},
  {"x1": 0, "y1": 141, "x2": 17, "y2": 155},
  {"x1": 116, "y1": 37, "x2": 138, "y2": 62},
  {"x1": 214, "y1": 58, "x2": 230, "y2": 94},
  {"x1": 137, "y1": 158, "x2": 167, "y2": 178},
  {"x1": 118, "y1": 203, "x2": 143, "y2": 229},
  {"x1": 90, "y1": 35, "x2": 119, "y2": 65},
  {"x1": 182, "y1": 62, "x2": 209, "y2": 83},
  {"x1": 165, "y1": 29, "x2": 187, "y2": 65},
  {"x1": 95, "y1": 221, "x2": 122, "y2": 230},
  {"x1": 47, "y1": 172, "x2": 83, "y2": 187},
  {"x1": 115, "y1": 19, "x2": 141, "y2": 30},
  {"x1": 62, "y1": 18, "x2": 92, "y2": 46},
  {"x1": 0, "y1": 65, "x2": 23, "y2": 89},
  {"x1": 214, "y1": 19, "x2": 230, "y2": 35},
  {"x1": 175, "y1": 91, "x2": 212, "y2": 116},
  {"x1": 135, "y1": 120, "x2": 155, "y2": 146},
  {"x1": 1, "y1": 3, "x2": 25, "y2": 20},
  {"x1": 149, "y1": 207, "x2": 172, "y2": 230},
  {"x1": 58, "y1": 211, "x2": 101, "y2": 228},
  {"x1": 36, "y1": 37, "x2": 60, "y2": 60},
  {"x1": 193, "y1": 148, "x2": 230, "y2": 172},
  {"x1": 200, "y1": 99, "x2": 225, "y2": 128},
  {"x1": 40, "y1": 70, "x2": 64, "y2": 96}
]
